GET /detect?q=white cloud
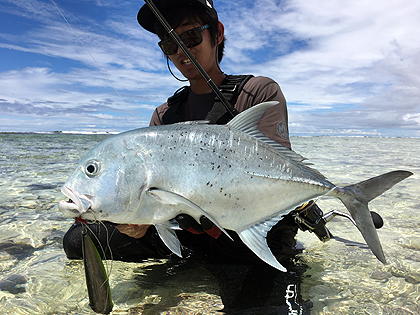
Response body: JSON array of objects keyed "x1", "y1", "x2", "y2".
[
  {"x1": 216, "y1": 0, "x2": 420, "y2": 136},
  {"x1": 0, "y1": 0, "x2": 419, "y2": 136}
]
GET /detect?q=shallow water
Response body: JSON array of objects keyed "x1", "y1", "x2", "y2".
[{"x1": 0, "y1": 134, "x2": 418, "y2": 314}]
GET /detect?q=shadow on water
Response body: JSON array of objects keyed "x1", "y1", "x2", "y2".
[
  {"x1": 116, "y1": 257, "x2": 313, "y2": 314},
  {"x1": 0, "y1": 241, "x2": 37, "y2": 261},
  {"x1": 0, "y1": 242, "x2": 37, "y2": 295},
  {"x1": 0, "y1": 274, "x2": 27, "y2": 294},
  {"x1": 206, "y1": 259, "x2": 313, "y2": 315},
  {"x1": 64, "y1": 221, "x2": 314, "y2": 313}
]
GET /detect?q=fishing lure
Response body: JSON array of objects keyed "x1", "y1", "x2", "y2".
[{"x1": 81, "y1": 222, "x2": 113, "y2": 314}]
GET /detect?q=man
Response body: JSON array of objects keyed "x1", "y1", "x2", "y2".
[
  {"x1": 64, "y1": 0, "x2": 305, "y2": 262},
  {"x1": 116, "y1": 0, "x2": 302, "y2": 259},
  {"x1": 63, "y1": 1, "x2": 318, "y2": 312}
]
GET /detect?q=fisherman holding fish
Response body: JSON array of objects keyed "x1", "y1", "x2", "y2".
[
  {"x1": 64, "y1": 0, "x2": 327, "y2": 264},
  {"x1": 63, "y1": 0, "x2": 327, "y2": 312},
  {"x1": 60, "y1": 2, "x2": 413, "y2": 314}
]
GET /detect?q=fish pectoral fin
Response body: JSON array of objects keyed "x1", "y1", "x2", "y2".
[
  {"x1": 155, "y1": 222, "x2": 182, "y2": 258},
  {"x1": 147, "y1": 188, "x2": 233, "y2": 241},
  {"x1": 238, "y1": 222, "x2": 287, "y2": 272}
]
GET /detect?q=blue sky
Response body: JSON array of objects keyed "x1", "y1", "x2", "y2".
[{"x1": 1, "y1": 0, "x2": 419, "y2": 137}]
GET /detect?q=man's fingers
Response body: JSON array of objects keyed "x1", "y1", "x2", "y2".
[{"x1": 116, "y1": 224, "x2": 150, "y2": 238}]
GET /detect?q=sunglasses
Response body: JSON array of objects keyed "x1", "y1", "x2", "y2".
[{"x1": 158, "y1": 24, "x2": 210, "y2": 55}]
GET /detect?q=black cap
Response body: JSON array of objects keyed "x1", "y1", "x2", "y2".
[{"x1": 137, "y1": 0, "x2": 217, "y2": 34}]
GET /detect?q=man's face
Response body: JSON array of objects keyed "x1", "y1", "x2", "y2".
[{"x1": 168, "y1": 20, "x2": 220, "y2": 82}]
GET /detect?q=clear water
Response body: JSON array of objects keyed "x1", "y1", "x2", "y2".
[{"x1": 0, "y1": 134, "x2": 418, "y2": 314}]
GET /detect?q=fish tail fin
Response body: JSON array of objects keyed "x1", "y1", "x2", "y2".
[{"x1": 334, "y1": 170, "x2": 413, "y2": 264}]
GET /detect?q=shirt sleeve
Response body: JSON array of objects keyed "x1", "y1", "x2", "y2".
[
  {"x1": 149, "y1": 102, "x2": 169, "y2": 126},
  {"x1": 235, "y1": 76, "x2": 291, "y2": 149}
]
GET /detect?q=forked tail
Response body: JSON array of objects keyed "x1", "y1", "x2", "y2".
[{"x1": 333, "y1": 170, "x2": 413, "y2": 263}]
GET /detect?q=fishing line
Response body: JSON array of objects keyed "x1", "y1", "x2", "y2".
[
  {"x1": 81, "y1": 220, "x2": 114, "y2": 278},
  {"x1": 50, "y1": 0, "x2": 141, "y2": 125},
  {"x1": 98, "y1": 220, "x2": 116, "y2": 276},
  {"x1": 166, "y1": 56, "x2": 188, "y2": 82},
  {"x1": 84, "y1": 209, "x2": 115, "y2": 271}
]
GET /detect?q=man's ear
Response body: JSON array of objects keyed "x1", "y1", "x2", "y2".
[{"x1": 217, "y1": 21, "x2": 225, "y2": 45}]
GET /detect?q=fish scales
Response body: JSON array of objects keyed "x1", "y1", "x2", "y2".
[{"x1": 129, "y1": 123, "x2": 334, "y2": 231}]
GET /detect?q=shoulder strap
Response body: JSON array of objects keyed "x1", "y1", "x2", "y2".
[
  {"x1": 161, "y1": 75, "x2": 254, "y2": 125},
  {"x1": 205, "y1": 74, "x2": 254, "y2": 124},
  {"x1": 161, "y1": 86, "x2": 189, "y2": 125}
]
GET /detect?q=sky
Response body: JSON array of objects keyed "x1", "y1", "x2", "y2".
[{"x1": 0, "y1": 0, "x2": 419, "y2": 137}]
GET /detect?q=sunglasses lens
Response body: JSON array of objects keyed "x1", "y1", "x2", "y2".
[
  {"x1": 159, "y1": 39, "x2": 177, "y2": 55},
  {"x1": 182, "y1": 28, "x2": 202, "y2": 48},
  {"x1": 158, "y1": 27, "x2": 204, "y2": 55}
]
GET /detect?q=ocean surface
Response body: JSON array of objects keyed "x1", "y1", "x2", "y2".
[{"x1": 0, "y1": 133, "x2": 418, "y2": 314}]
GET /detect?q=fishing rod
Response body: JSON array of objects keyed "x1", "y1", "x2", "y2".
[{"x1": 144, "y1": 0, "x2": 238, "y2": 119}]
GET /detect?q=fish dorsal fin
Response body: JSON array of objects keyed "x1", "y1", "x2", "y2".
[
  {"x1": 227, "y1": 102, "x2": 325, "y2": 178},
  {"x1": 227, "y1": 101, "x2": 278, "y2": 131},
  {"x1": 227, "y1": 102, "x2": 303, "y2": 162},
  {"x1": 176, "y1": 120, "x2": 210, "y2": 125},
  {"x1": 238, "y1": 217, "x2": 287, "y2": 272}
]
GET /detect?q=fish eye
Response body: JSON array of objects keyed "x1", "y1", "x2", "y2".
[{"x1": 84, "y1": 160, "x2": 101, "y2": 177}]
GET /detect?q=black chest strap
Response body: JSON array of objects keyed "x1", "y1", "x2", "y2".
[
  {"x1": 161, "y1": 86, "x2": 190, "y2": 125},
  {"x1": 161, "y1": 74, "x2": 254, "y2": 125},
  {"x1": 206, "y1": 74, "x2": 254, "y2": 124}
]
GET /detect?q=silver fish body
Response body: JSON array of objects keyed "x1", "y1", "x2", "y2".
[{"x1": 59, "y1": 102, "x2": 412, "y2": 271}]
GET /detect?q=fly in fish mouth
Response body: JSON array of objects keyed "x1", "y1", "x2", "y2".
[{"x1": 60, "y1": 186, "x2": 95, "y2": 214}]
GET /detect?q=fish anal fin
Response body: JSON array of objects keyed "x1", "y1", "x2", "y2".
[
  {"x1": 238, "y1": 223, "x2": 287, "y2": 272},
  {"x1": 155, "y1": 222, "x2": 182, "y2": 257}
]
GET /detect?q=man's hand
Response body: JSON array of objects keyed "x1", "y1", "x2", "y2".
[
  {"x1": 116, "y1": 224, "x2": 150, "y2": 238},
  {"x1": 116, "y1": 215, "x2": 222, "y2": 239}
]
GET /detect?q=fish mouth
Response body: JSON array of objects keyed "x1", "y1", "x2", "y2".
[{"x1": 59, "y1": 186, "x2": 94, "y2": 218}]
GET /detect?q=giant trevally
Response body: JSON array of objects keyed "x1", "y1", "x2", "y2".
[{"x1": 58, "y1": 102, "x2": 413, "y2": 271}]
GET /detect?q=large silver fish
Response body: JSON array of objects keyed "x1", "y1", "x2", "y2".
[{"x1": 59, "y1": 102, "x2": 412, "y2": 271}]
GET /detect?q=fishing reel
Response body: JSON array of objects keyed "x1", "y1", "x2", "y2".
[{"x1": 293, "y1": 201, "x2": 384, "y2": 242}]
